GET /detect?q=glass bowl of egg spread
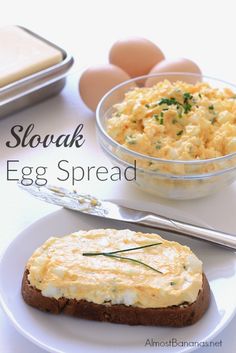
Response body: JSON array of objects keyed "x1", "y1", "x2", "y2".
[{"x1": 96, "y1": 73, "x2": 236, "y2": 200}]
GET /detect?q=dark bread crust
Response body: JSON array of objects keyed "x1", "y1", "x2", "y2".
[{"x1": 21, "y1": 270, "x2": 210, "y2": 327}]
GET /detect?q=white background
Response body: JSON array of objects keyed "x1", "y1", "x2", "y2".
[{"x1": 0, "y1": 0, "x2": 236, "y2": 352}]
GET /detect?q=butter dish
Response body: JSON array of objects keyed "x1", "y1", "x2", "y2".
[{"x1": 0, "y1": 26, "x2": 74, "y2": 118}]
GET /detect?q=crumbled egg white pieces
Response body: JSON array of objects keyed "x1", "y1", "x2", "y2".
[
  {"x1": 27, "y1": 229, "x2": 203, "y2": 308},
  {"x1": 106, "y1": 80, "x2": 236, "y2": 160}
]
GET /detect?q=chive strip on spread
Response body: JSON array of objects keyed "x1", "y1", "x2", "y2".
[{"x1": 82, "y1": 242, "x2": 163, "y2": 274}]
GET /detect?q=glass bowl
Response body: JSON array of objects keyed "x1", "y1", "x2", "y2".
[{"x1": 96, "y1": 73, "x2": 236, "y2": 200}]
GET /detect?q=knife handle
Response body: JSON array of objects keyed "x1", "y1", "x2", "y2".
[{"x1": 139, "y1": 214, "x2": 236, "y2": 251}]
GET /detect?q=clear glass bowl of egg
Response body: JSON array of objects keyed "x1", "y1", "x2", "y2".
[{"x1": 96, "y1": 73, "x2": 236, "y2": 200}]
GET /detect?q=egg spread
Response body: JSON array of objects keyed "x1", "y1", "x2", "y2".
[
  {"x1": 27, "y1": 229, "x2": 203, "y2": 308},
  {"x1": 106, "y1": 80, "x2": 236, "y2": 160}
]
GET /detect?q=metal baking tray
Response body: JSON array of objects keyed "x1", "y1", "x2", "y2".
[{"x1": 0, "y1": 26, "x2": 74, "y2": 118}]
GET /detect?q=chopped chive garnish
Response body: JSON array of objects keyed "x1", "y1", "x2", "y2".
[
  {"x1": 183, "y1": 92, "x2": 193, "y2": 113},
  {"x1": 184, "y1": 103, "x2": 192, "y2": 114},
  {"x1": 176, "y1": 130, "x2": 183, "y2": 136},
  {"x1": 158, "y1": 97, "x2": 178, "y2": 106},
  {"x1": 160, "y1": 118, "x2": 164, "y2": 125},
  {"x1": 160, "y1": 112, "x2": 164, "y2": 117},
  {"x1": 126, "y1": 136, "x2": 136, "y2": 145},
  {"x1": 208, "y1": 105, "x2": 214, "y2": 110},
  {"x1": 198, "y1": 93, "x2": 202, "y2": 98},
  {"x1": 153, "y1": 114, "x2": 159, "y2": 121},
  {"x1": 183, "y1": 92, "x2": 193, "y2": 102},
  {"x1": 170, "y1": 281, "x2": 176, "y2": 286},
  {"x1": 145, "y1": 103, "x2": 150, "y2": 108},
  {"x1": 157, "y1": 95, "x2": 193, "y2": 115},
  {"x1": 156, "y1": 144, "x2": 162, "y2": 150},
  {"x1": 172, "y1": 118, "x2": 177, "y2": 124}
]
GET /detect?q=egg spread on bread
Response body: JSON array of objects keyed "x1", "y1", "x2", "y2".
[
  {"x1": 26, "y1": 229, "x2": 203, "y2": 308},
  {"x1": 107, "y1": 80, "x2": 236, "y2": 161}
]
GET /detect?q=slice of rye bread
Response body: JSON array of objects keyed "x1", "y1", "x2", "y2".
[{"x1": 22, "y1": 270, "x2": 210, "y2": 327}]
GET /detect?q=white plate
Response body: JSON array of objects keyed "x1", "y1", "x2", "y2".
[{"x1": 0, "y1": 202, "x2": 236, "y2": 353}]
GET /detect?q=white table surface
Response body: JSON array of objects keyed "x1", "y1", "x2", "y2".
[{"x1": 0, "y1": 1, "x2": 236, "y2": 352}]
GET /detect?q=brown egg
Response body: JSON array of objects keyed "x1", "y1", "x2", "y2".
[
  {"x1": 145, "y1": 58, "x2": 202, "y2": 87},
  {"x1": 109, "y1": 37, "x2": 165, "y2": 78},
  {"x1": 79, "y1": 64, "x2": 130, "y2": 112}
]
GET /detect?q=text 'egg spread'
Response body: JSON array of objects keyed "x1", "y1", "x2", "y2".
[
  {"x1": 26, "y1": 229, "x2": 203, "y2": 308},
  {"x1": 106, "y1": 80, "x2": 236, "y2": 161}
]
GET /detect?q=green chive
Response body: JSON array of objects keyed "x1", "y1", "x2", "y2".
[
  {"x1": 183, "y1": 92, "x2": 193, "y2": 102},
  {"x1": 83, "y1": 242, "x2": 162, "y2": 256},
  {"x1": 82, "y1": 242, "x2": 163, "y2": 274},
  {"x1": 176, "y1": 130, "x2": 183, "y2": 136},
  {"x1": 208, "y1": 105, "x2": 214, "y2": 110},
  {"x1": 104, "y1": 254, "x2": 163, "y2": 274},
  {"x1": 153, "y1": 114, "x2": 159, "y2": 121},
  {"x1": 183, "y1": 103, "x2": 192, "y2": 114},
  {"x1": 126, "y1": 136, "x2": 136, "y2": 145},
  {"x1": 158, "y1": 97, "x2": 178, "y2": 106}
]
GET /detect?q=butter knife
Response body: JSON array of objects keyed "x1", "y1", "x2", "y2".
[{"x1": 18, "y1": 183, "x2": 236, "y2": 251}]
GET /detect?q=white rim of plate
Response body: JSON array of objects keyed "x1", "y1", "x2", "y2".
[{"x1": 0, "y1": 208, "x2": 235, "y2": 353}]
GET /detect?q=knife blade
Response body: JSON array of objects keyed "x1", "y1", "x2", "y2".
[{"x1": 18, "y1": 183, "x2": 236, "y2": 251}]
